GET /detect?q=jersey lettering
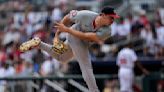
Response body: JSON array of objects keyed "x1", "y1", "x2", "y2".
[
  {"x1": 70, "y1": 10, "x2": 77, "y2": 17},
  {"x1": 120, "y1": 58, "x2": 127, "y2": 64}
]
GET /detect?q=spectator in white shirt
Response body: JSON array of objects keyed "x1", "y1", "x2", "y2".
[
  {"x1": 140, "y1": 23, "x2": 158, "y2": 57},
  {"x1": 111, "y1": 17, "x2": 131, "y2": 37},
  {"x1": 0, "y1": 63, "x2": 6, "y2": 92},
  {"x1": 155, "y1": 20, "x2": 164, "y2": 58},
  {"x1": 51, "y1": 5, "x2": 63, "y2": 22}
]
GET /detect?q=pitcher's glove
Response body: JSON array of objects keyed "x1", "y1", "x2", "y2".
[{"x1": 52, "y1": 40, "x2": 68, "y2": 55}]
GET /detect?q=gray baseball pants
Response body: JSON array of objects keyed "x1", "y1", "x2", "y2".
[{"x1": 39, "y1": 33, "x2": 99, "y2": 92}]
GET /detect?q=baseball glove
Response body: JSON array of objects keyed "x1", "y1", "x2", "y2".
[{"x1": 52, "y1": 40, "x2": 68, "y2": 55}]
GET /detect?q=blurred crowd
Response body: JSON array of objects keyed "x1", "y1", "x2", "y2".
[
  {"x1": 0, "y1": 0, "x2": 164, "y2": 92},
  {"x1": 91, "y1": 8, "x2": 164, "y2": 61}
]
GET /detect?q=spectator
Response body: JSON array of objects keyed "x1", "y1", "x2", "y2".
[
  {"x1": 112, "y1": 17, "x2": 131, "y2": 37},
  {"x1": 51, "y1": 5, "x2": 63, "y2": 22},
  {"x1": 155, "y1": 20, "x2": 164, "y2": 58},
  {"x1": 138, "y1": 10, "x2": 149, "y2": 27},
  {"x1": 0, "y1": 62, "x2": 7, "y2": 92},
  {"x1": 140, "y1": 22, "x2": 158, "y2": 57},
  {"x1": 40, "y1": 54, "x2": 60, "y2": 76}
]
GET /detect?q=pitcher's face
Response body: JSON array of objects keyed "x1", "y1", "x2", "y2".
[{"x1": 101, "y1": 14, "x2": 114, "y2": 26}]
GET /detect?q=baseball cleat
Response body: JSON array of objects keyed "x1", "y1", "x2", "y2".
[{"x1": 19, "y1": 37, "x2": 41, "y2": 52}]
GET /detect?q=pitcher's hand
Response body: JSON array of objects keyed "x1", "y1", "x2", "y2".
[
  {"x1": 53, "y1": 36, "x2": 59, "y2": 44},
  {"x1": 54, "y1": 22, "x2": 69, "y2": 33}
]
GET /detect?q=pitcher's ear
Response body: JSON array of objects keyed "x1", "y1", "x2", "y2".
[{"x1": 100, "y1": 13, "x2": 105, "y2": 16}]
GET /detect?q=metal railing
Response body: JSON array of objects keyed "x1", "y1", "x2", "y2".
[
  {"x1": 0, "y1": 74, "x2": 117, "y2": 81},
  {"x1": 0, "y1": 73, "x2": 163, "y2": 92},
  {"x1": 0, "y1": 74, "x2": 117, "y2": 92}
]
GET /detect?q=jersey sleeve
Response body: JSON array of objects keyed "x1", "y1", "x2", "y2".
[
  {"x1": 130, "y1": 50, "x2": 138, "y2": 62},
  {"x1": 96, "y1": 26, "x2": 111, "y2": 40},
  {"x1": 68, "y1": 10, "x2": 80, "y2": 23}
]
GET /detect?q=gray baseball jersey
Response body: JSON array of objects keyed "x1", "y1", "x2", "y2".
[{"x1": 68, "y1": 10, "x2": 112, "y2": 41}]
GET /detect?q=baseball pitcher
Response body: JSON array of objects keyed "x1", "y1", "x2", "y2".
[{"x1": 20, "y1": 6, "x2": 120, "y2": 92}]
